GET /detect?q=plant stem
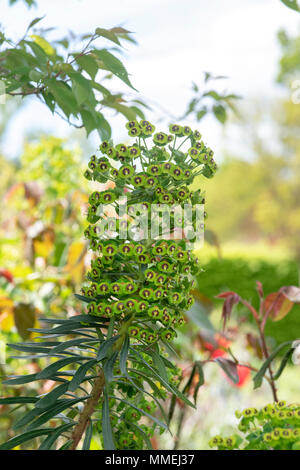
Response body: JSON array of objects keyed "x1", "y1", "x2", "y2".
[
  {"x1": 258, "y1": 328, "x2": 279, "y2": 402},
  {"x1": 70, "y1": 366, "x2": 105, "y2": 450},
  {"x1": 242, "y1": 300, "x2": 279, "y2": 402}
]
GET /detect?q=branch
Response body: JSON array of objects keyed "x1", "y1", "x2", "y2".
[{"x1": 70, "y1": 366, "x2": 105, "y2": 450}]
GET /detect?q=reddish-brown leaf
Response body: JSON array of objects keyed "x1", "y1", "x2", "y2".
[{"x1": 264, "y1": 292, "x2": 294, "y2": 322}]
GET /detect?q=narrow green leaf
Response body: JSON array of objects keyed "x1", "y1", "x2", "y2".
[
  {"x1": 0, "y1": 397, "x2": 38, "y2": 405},
  {"x1": 52, "y1": 338, "x2": 98, "y2": 354},
  {"x1": 150, "y1": 349, "x2": 168, "y2": 382},
  {"x1": 36, "y1": 357, "x2": 90, "y2": 380},
  {"x1": 253, "y1": 341, "x2": 293, "y2": 389},
  {"x1": 194, "y1": 362, "x2": 205, "y2": 404},
  {"x1": 104, "y1": 351, "x2": 118, "y2": 383},
  {"x1": 82, "y1": 421, "x2": 93, "y2": 450},
  {"x1": 39, "y1": 423, "x2": 74, "y2": 450},
  {"x1": 130, "y1": 348, "x2": 195, "y2": 409},
  {"x1": 97, "y1": 335, "x2": 119, "y2": 361},
  {"x1": 0, "y1": 428, "x2": 54, "y2": 450},
  {"x1": 68, "y1": 359, "x2": 97, "y2": 392},
  {"x1": 102, "y1": 389, "x2": 115, "y2": 450},
  {"x1": 27, "y1": 397, "x2": 87, "y2": 431},
  {"x1": 273, "y1": 347, "x2": 293, "y2": 380},
  {"x1": 35, "y1": 382, "x2": 69, "y2": 409},
  {"x1": 3, "y1": 372, "x2": 39, "y2": 386},
  {"x1": 7, "y1": 343, "x2": 51, "y2": 354},
  {"x1": 120, "y1": 334, "x2": 129, "y2": 375}
]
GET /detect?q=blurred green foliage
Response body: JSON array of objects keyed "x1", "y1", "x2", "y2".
[{"x1": 195, "y1": 249, "x2": 300, "y2": 345}]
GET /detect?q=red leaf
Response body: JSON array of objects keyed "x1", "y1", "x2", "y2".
[
  {"x1": 256, "y1": 281, "x2": 264, "y2": 299},
  {"x1": 264, "y1": 292, "x2": 294, "y2": 322},
  {"x1": 216, "y1": 291, "x2": 238, "y2": 299},
  {"x1": 217, "y1": 291, "x2": 240, "y2": 330}
]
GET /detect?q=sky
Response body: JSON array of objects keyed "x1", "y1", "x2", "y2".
[{"x1": 0, "y1": 0, "x2": 299, "y2": 160}]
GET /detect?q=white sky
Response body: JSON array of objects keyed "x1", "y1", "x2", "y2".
[{"x1": 0, "y1": 0, "x2": 299, "y2": 159}]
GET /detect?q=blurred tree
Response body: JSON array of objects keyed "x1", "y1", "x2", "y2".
[{"x1": 0, "y1": 2, "x2": 146, "y2": 139}]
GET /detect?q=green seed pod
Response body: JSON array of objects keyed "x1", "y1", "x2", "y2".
[
  {"x1": 147, "y1": 164, "x2": 162, "y2": 176},
  {"x1": 154, "y1": 273, "x2": 167, "y2": 286},
  {"x1": 188, "y1": 147, "x2": 200, "y2": 160},
  {"x1": 119, "y1": 165, "x2": 134, "y2": 179},
  {"x1": 152, "y1": 244, "x2": 167, "y2": 256},
  {"x1": 172, "y1": 166, "x2": 184, "y2": 180},
  {"x1": 146, "y1": 332, "x2": 157, "y2": 343},
  {"x1": 84, "y1": 169, "x2": 93, "y2": 180},
  {"x1": 128, "y1": 326, "x2": 140, "y2": 337},
  {"x1": 225, "y1": 436, "x2": 236, "y2": 448},
  {"x1": 110, "y1": 282, "x2": 124, "y2": 295},
  {"x1": 193, "y1": 130, "x2": 202, "y2": 140},
  {"x1": 139, "y1": 329, "x2": 148, "y2": 341},
  {"x1": 134, "y1": 243, "x2": 145, "y2": 255},
  {"x1": 88, "y1": 301, "x2": 96, "y2": 314},
  {"x1": 100, "y1": 141, "x2": 110, "y2": 153},
  {"x1": 136, "y1": 300, "x2": 149, "y2": 312},
  {"x1": 160, "y1": 329, "x2": 174, "y2": 342},
  {"x1": 148, "y1": 306, "x2": 162, "y2": 320},
  {"x1": 277, "y1": 400, "x2": 287, "y2": 409},
  {"x1": 280, "y1": 428, "x2": 292, "y2": 439},
  {"x1": 97, "y1": 282, "x2": 110, "y2": 295},
  {"x1": 131, "y1": 173, "x2": 146, "y2": 187},
  {"x1": 128, "y1": 126, "x2": 141, "y2": 137},
  {"x1": 153, "y1": 288, "x2": 164, "y2": 300},
  {"x1": 145, "y1": 269, "x2": 156, "y2": 282},
  {"x1": 169, "y1": 124, "x2": 183, "y2": 135},
  {"x1": 242, "y1": 408, "x2": 254, "y2": 418},
  {"x1": 103, "y1": 242, "x2": 118, "y2": 256},
  {"x1": 116, "y1": 144, "x2": 128, "y2": 157},
  {"x1": 113, "y1": 301, "x2": 125, "y2": 314},
  {"x1": 120, "y1": 243, "x2": 134, "y2": 256},
  {"x1": 128, "y1": 145, "x2": 141, "y2": 158},
  {"x1": 144, "y1": 176, "x2": 157, "y2": 188},
  {"x1": 101, "y1": 191, "x2": 117, "y2": 204},
  {"x1": 88, "y1": 160, "x2": 97, "y2": 171},
  {"x1": 139, "y1": 288, "x2": 153, "y2": 300},
  {"x1": 263, "y1": 433, "x2": 273, "y2": 443},
  {"x1": 126, "y1": 298, "x2": 137, "y2": 311},
  {"x1": 142, "y1": 123, "x2": 155, "y2": 136},
  {"x1": 124, "y1": 281, "x2": 138, "y2": 294},
  {"x1": 153, "y1": 132, "x2": 168, "y2": 146},
  {"x1": 168, "y1": 292, "x2": 183, "y2": 305}
]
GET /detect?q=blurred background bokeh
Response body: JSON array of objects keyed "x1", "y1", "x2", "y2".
[{"x1": 1, "y1": 0, "x2": 300, "y2": 450}]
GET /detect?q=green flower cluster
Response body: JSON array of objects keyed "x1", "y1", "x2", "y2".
[
  {"x1": 83, "y1": 120, "x2": 216, "y2": 346},
  {"x1": 209, "y1": 401, "x2": 300, "y2": 450}
]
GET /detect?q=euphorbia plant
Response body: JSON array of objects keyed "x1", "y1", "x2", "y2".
[
  {"x1": 0, "y1": 120, "x2": 217, "y2": 450},
  {"x1": 209, "y1": 401, "x2": 300, "y2": 450}
]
